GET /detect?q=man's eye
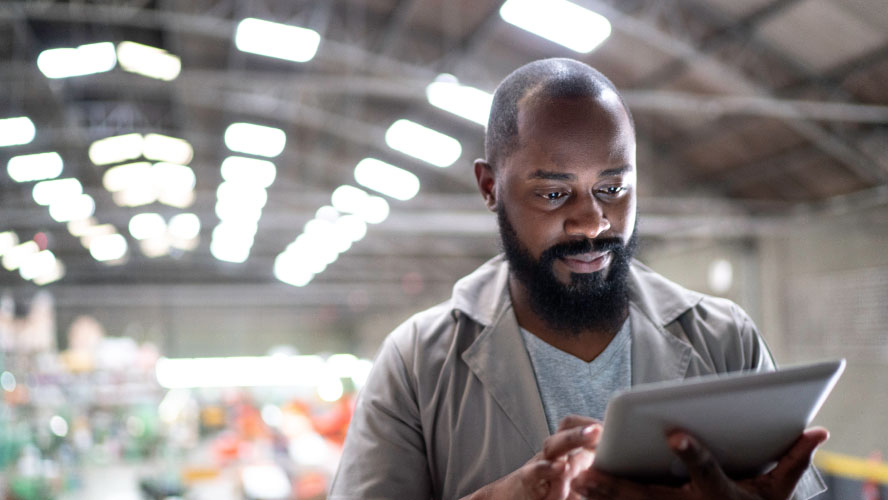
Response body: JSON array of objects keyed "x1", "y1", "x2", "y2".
[
  {"x1": 601, "y1": 186, "x2": 625, "y2": 196},
  {"x1": 544, "y1": 192, "x2": 566, "y2": 201}
]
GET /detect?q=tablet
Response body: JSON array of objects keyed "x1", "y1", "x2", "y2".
[{"x1": 594, "y1": 359, "x2": 845, "y2": 482}]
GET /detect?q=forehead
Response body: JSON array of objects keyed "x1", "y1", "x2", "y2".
[{"x1": 512, "y1": 90, "x2": 635, "y2": 169}]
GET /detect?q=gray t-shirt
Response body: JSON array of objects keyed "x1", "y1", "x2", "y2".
[{"x1": 521, "y1": 319, "x2": 632, "y2": 434}]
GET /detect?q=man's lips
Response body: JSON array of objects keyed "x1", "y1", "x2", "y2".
[{"x1": 559, "y1": 251, "x2": 612, "y2": 273}]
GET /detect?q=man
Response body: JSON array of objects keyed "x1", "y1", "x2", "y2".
[{"x1": 329, "y1": 58, "x2": 827, "y2": 500}]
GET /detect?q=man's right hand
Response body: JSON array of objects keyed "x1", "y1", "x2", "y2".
[{"x1": 462, "y1": 415, "x2": 602, "y2": 500}]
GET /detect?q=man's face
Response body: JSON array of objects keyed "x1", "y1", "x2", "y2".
[{"x1": 491, "y1": 91, "x2": 638, "y2": 333}]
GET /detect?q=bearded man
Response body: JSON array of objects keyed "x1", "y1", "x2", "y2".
[{"x1": 329, "y1": 58, "x2": 826, "y2": 500}]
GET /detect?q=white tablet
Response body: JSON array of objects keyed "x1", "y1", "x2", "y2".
[{"x1": 594, "y1": 359, "x2": 845, "y2": 482}]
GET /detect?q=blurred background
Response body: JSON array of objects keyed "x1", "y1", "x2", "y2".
[{"x1": 1, "y1": 0, "x2": 887, "y2": 499}]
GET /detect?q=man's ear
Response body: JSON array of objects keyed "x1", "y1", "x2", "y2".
[{"x1": 474, "y1": 159, "x2": 498, "y2": 212}]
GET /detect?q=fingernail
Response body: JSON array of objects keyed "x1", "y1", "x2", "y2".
[{"x1": 582, "y1": 425, "x2": 597, "y2": 436}]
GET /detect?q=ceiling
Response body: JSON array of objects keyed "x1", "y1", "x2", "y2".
[{"x1": 1, "y1": 0, "x2": 887, "y2": 341}]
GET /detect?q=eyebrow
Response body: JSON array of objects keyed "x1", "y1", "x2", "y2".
[{"x1": 527, "y1": 165, "x2": 633, "y2": 181}]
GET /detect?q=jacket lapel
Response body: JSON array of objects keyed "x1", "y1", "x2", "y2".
[{"x1": 462, "y1": 304, "x2": 550, "y2": 455}]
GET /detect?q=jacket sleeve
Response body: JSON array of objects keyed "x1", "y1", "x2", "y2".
[{"x1": 328, "y1": 330, "x2": 433, "y2": 500}]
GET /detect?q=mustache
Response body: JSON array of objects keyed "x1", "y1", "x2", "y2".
[{"x1": 541, "y1": 237, "x2": 626, "y2": 262}]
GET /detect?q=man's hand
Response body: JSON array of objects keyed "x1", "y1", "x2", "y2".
[
  {"x1": 463, "y1": 416, "x2": 602, "y2": 500},
  {"x1": 571, "y1": 427, "x2": 829, "y2": 500}
]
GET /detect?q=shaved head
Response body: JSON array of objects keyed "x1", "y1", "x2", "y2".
[{"x1": 485, "y1": 58, "x2": 634, "y2": 169}]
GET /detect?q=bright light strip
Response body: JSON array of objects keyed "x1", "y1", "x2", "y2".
[
  {"x1": 32, "y1": 178, "x2": 83, "y2": 206},
  {"x1": 354, "y1": 158, "x2": 420, "y2": 201},
  {"x1": 89, "y1": 133, "x2": 144, "y2": 166},
  {"x1": 67, "y1": 218, "x2": 97, "y2": 237},
  {"x1": 0, "y1": 231, "x2": 19, "y2": 256},
  {"x1": 7, "y1": 152, "x2": 63, "y2": 182},
  {"x1": 224, "y1": 123, "x2": 286, "y2": 158},
  {"x1": 36, "y1": 42, "x2": 117, "y2": 79},
  {"x1": 234, "y1": 18, "x2": 321, "y2": 63},
  {"x1": 426, "y1": 76, "x2": 493, "y2": 126},
  {"x1": 103, "y1": 162, "x2": 152, "y2": 192},
  {"x1": 49, "y1": 194, "x2": 95, "y2": 223},
  {"x1": 116, "y1": 41, "x2": 181, "y2": 81},
  {"x1": 88, "y1": 233, "x2": 128, "y2": 262},
  {"x1": 331, "y1": 185, "x2": 369, "y2": 214},
  {"x1": 78, "y1": 224, "x2": 117, "y2": 247},
  {"x1": 2, "y1": 241, "x2": 38, "y2": 271},
  {"x1": 33, "y1": 260, "x2": 64, "y2": 286},
  {"x1": 216, "y1": 181, "x2": 268, "y2": 209},
  {"x1": 499, "y1": 0, "x2": 611, "y2": 53},
  {"x1": 0, "y1": 117, "x2": 36, "y2": 147},
  {"x1": 169, "y1": 213, "x2": 201, "y2": 240},
  {"x1": 220, "y1": 156, "x2": 277, "y2": 188},
  {"x1": 385, "y1": 119, "x2": 462, "y2": 168},
  {"x1": 19, "y1": 250, "x2": 56, "y2": 281},
  {"x1": 210, "y1": 237, "x2": 251, "y2": 263},
  {"x1": 129, "y1": 213, "x2": 166, "y2": 240},
  {"x1": 361, "y1": 195, "x2": 390, "y2": 224},
  {"x1": 274, "y1": 254, "x2": 315, "y2": 287},
  {"x1": 153, "y1": 162, "x2": 196, "y2": 192},
  {"x1": 143, "y1": 133, "x2": 193, "y2": 164}
]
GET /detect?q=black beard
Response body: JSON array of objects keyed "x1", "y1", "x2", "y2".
[{"x1": 497, "y1": 205, "x2": 638, "y2": 337}]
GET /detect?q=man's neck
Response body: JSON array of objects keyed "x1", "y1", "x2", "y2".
[{"x1": 508, "y1": 275, "x2": 627, "y2": 363}]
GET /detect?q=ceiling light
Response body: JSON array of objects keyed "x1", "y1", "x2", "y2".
[
  {"x1": 116, "y1": 41, "x2": 181, "y2": 81},
  {"x1": 426, "y1": 75, "x2": 493, "y2": 126},
  {"x1": 2, "y1": 241, "x2": 39, "y2": 271},
  {"x1": 0, "y1": 117, "x2": 36, "y2": 147},
  {"x1": 220, "y1": 156, "x2": 277, "y2": 188},
  {"x1": 139, "y1": 237, "x2": 172, "y2": 258},
  {"x1": 32, "y1": 178, "x2": 82, "y2": 206},
  {"x1": 67, "y1": 218, "x2": 97, "y2": 237},
  {"x1": 235, "y1": 18, "x2": 321, "y2": 63},
  {"x1": 103, "y1": 161, "x2": 152, "y2": 192},
  {"x1": 129, "y1": 213, "x2": 167, "y2": 240},
  {"x1": 0, "y1": 231, "x2": 19, "y2": 256},
  {"x1": 499, "y1": 0, "x2": 611, "y2": 53},
  {"x1": 78, "y1": 224, "x2": 117, "y2": 248},
  {"x1": 331, "y1": 185, "x2": 368, "y2": 214},
  {"x1": 224, "y1": 123, "x2": 286, "y2": 158},
  {"x1": 157, "y1": 190, "x2": 195, "y2": 209},
  {"x1": 49, "y1": 194, "x2": 95, "y2": 223},
  {"x1": 89, "y1": 233, "x2": 128, "y2": 262},
  {"x1": 361, "y1": 196, "x2": 390, "y2": 224},
  {"x1": 354, "y1": 158, "x2": 420, "y2": 201},
  {"x1": 19, "y1": 250, "x2": 57, "y2": 281},
  {"x1": 89, "y1": 133, "x2": 144, "y2": 166},
  {"x1": 315, "y1": 205, "x2": 340, "y2": 222},
  {"x1": 36, "y1": 42, "x2": 117, "y2": 79},
  {"x1": 210, "y1": 236, "x2": 251, "y2": 264},
  {"x1": 215, "y1": 198, "x2": 264, "y2": 224},
  {"x1": 113, "y1": 186, "x2": 157, "y2": 207},
  {"x1": 7, "y1": 152, "x2": 63, "y2": 182},
  {"x1": 216, "y1": 181, "x2": 268, "y2": 209},
  {"x1": 143, "y1": 133, "x2": 193, "y2": 164},
  {"x1": 168, "y1": 213, "x2": 201, "y2": 240},
  {"x1": 334, "y1": 214, "x2": 367, "y2": 243},
  {"x1": 32, "y1": 260, "x2": 64, "y2": 286},
  {"x1": 274, "y1": 254, "x2": 314, "y2": 287},
  {"x1": 153, "y1": 162, "x2": 196, "y2": 192},
  {"x1": 304, "y1": 219, "x2": 351, "y2": 253},
  {"x1": 385, "y1": 119, "x2": 462, "y2": 168}
]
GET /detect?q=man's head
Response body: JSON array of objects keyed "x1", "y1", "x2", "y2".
[{"x1": 474, "y1": 58, "x2": 638, "y2": 335}]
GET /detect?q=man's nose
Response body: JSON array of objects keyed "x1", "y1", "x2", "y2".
[{"x1": 564, "y1": 194, "x2": 610, "y2": 239}]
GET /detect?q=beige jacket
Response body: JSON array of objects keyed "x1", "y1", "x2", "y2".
[{"x1": 330, "y1": 255, "x2": 824, "y2": 500}]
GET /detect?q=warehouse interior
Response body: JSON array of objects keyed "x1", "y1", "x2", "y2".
[{"x1": 1, "y1": 0, "x2": 887, "y2": 498}]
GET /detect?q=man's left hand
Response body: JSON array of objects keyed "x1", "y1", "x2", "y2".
[{"x1": 571, "y1": 427, "x2": 828, "y2": 500}]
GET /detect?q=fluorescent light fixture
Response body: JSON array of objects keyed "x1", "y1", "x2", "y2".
[
  {"x1": 169, "y1": 213, "x2": 201, "y2": 240},
  {"x1": 354, "y1": 158, "x2": 420, "y2": 201},
  {"x1": 426, "y1": 75, "x2": 493, "y2": 126},
  {"x1": 32, "y1": 178, "x2": 82, "y2": 206},
  {"x1": 89, "y1": 133, "x2": 144, "y2": 166},
  {"x1": 210, "y1": 236, "x2": 251, "y2": 263},
  {"x1": 331, "y1": 185, "x2": 369, "y2": 214},
  {"x1": 304, "y1": 219, "x2": 351, "y2": 253},
  {"x1": 140, "y1": 237, "x2": 172, "y2": 258},
  {"x1": 385, "y1": 119, "x2": 462, "y2": 168},
  {"x1": 157, "y1": 189, "x2": 195, "y2": 209},
  {"x1": 103, "y1": 161, "x2": 152, "y2": 192},
  {"x1": 499, "y1": 0, "x2": 611, "y2": 53},
  {"x1": 220, "y1": 156, "x2": 277, "y2": 188},
  {"x1": 215, "y1": 199, "x2": 263, "y2": 225},
  {"x1": 274, "y1": 254, "x2": 314, "y2": 287},
  {"x1": 335, "y1": 214, "x2": 367, "y2": 243},
  {"x1": 2, "y1": 241, "x2": 38, "y2": 271},
  {"x1": 235, "y1": 18, "x2": 321, "y2": 63},
  {"x1": 33, "y1": 260, "x2": 64, "y2": 286},
  {"x1": 7, "y1": 152, "x2": 63, "y2": 182},
  {"x1": 67, "y1": 218, "x2": 97, "y2": 237},
  {"x1": 19, "y1": 250, "x2": 57, "y2": 281},
  {"x1": 362, "y1": 195, "x2": 390, "y2": 224},
  {"x1": 112, "y1": 187, "x2": 156, "y2": 208},
  {"x1": 153, "y1": 162, "x2": 196, "y2": 192},
  {"x1": 0, "y1": 117, "x2": 36, "y2": 147},
  {"x1": 129, "y1": 213, "x2": 167, "y2": 240},
  {"x1": 78, "y1": 224, "x2": 117, "y2": 248},
  {"x1": 143, "y1": 133, "x2": 193, "y2": 164},
  {"x1": 315, "y1": 205, "x2": 340, "y2": 222},
  {"x1": 49, "y1": 193, "x2": 95, "y2": 223},
  {"x1": 116, "y1": 41, "x2": 181, "y2": 81},
  {"x1": 89, "y1": 233, "x2": 128, "y2": 262},
  {"x1": 36, "y1": 42, "x2": 117, "y2": 79},
  {"x1": 224, "y1": 123, "x2": 286, "y2": 158},
  {"x1": 0, "y1": 231, "x2": 19, "y2": 256}
]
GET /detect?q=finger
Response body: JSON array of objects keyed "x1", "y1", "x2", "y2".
[
  {"x1": 543, "y1": 424, "x2": 602, "y2": 461},
  {"x1": 520, "y1": 460, "x2": 567, "y2": 498},
  {"x1": 556, "y1": 414, "x2": 602, "y2": 433},
  {"x1": 768, "y1": 427, "x2": 829, "y2": 496},
  {"x1": 668, "y1": 431, "x2": 732, "y2": 497}
]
